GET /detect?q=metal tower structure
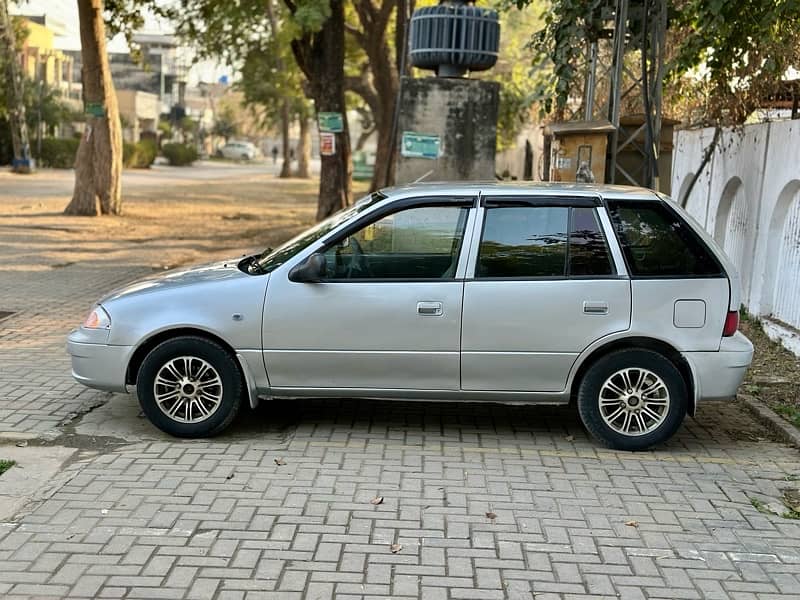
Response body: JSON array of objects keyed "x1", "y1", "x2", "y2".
[{"x1": 578, "y1": 0, "x2": 667, "y2": 190}]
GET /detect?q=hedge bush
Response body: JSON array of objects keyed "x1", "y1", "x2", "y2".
[
  {"x1": 123, "y1": 139, "x2": 157, "y2": 168},
  {"x1": 37, "y1": 137, "x2": 79, "y2": 168},
  {"x1": 161, "y1": 142, "x2": 198, "y2": 166}
]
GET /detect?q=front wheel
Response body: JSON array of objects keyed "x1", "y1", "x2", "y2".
[
  {"x1": 577, "y1": 349, "x2": 687, "y2": 450},
  {"x1": 137, "y1": 336, "x2": 243, "y2": 438}
]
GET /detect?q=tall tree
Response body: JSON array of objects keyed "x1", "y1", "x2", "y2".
[
  {"x1": 163, "y1": 0, "x2": 354, "y2": 215},
  {"x1": 237, "y1": 9, "x2": 313, "y2": 179},
  {"x1": 0, "y1": 0, "x2": 32, "y2": 173},
  {"x1": 346, "y1": 0, "x2": 398, "y2": 191},
  {"x1": 65, "y1": 0, "x2": 123, "y2": 215},
  {"x1": 264, "y1": 0, "x2": 294, "y2": 179},
  {"x1": 285, "y1": 0, "x2": 352, "y2": 218}
]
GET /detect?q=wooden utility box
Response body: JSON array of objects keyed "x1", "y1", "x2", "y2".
[{"x1": 544, "y1": 120, "x2": 615, "y2": 183}]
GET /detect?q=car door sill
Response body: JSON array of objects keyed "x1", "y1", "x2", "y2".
[{"x1": 266, "y1": 386, "x2": 570, "y2": 404}]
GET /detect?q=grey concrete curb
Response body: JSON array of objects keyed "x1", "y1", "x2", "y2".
[{"x1": 738, "y1": 392, "x2": 800, "y2": 448}]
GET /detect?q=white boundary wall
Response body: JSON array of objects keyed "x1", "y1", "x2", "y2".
[{"x1": 672, "y1": 120, "x2": 800, "y2": 355}]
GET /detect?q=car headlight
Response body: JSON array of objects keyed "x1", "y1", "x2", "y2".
[{"x1": 83, "y1": 305, "x2": 111, "y2": 329}]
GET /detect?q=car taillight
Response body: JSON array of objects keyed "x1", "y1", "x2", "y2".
[{"x1": 722, "y1": 310, "x2": 739, "y2": 337}]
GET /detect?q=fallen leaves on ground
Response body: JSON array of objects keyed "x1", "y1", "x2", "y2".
[
  {"x1": 370, "y1": 496, "x2": 384, "y2": 505},
  {"x1": 390, "y1": 544, "x2": 402, "y2": 553},
  {"x1": 625, "y1": 520, "x2": 639, "y2": 528},
  {"x1": 486, "y1": 512, "x2": 497, "y2": 520},
  {"x1": 274, "y1": 458, "x2": 286, "y2": 466}
]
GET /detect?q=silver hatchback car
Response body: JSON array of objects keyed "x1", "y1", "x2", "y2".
[{"x1": 67, "y1": 183, "x2": 753, "y2": 450}]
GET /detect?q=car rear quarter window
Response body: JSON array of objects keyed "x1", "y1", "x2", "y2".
[{"x1": 606, "y1": 200, "x2": 723, "y2": 278}]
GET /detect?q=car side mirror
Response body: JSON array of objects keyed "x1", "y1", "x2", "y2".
[{"x1": 288, "y1": 252, "x2": 326, "y2": 283}]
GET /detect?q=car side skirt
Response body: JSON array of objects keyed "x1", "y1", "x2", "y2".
[{"x1": 263, "y1": 386, "x2": 571, "y2": 404}]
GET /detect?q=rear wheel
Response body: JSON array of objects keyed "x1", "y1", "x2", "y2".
[
  {"x1": 137, "y1": 336, "x2": 243, "y2": 438},
  {"x1": 577, "y1": 349, "x2": 687, "y2": 450}
]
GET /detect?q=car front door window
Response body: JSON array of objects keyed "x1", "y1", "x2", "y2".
[{"x1": 324, "y1": 205, "x2": 470, "y2": 280}]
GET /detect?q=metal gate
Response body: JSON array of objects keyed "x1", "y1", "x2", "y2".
[{"x1": 773, "y1": 191, "x2": 800, "y2": 329}]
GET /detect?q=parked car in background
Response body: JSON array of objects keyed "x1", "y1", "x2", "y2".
[
  {"x1": 67, "y1": 183, "x2": 753, "y2": 450},
  {"x1": 217, "y1": 141, "x2": 258, "y2": 160}
]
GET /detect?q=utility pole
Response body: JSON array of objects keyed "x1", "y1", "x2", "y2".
[
  {"x1": 576, "y1": 0, "x2": 667, "y2": 190},
  {"x1": 0, "y1": 0, "x2": 34, "y2": 173}
]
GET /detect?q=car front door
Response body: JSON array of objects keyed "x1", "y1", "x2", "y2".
[
  {"x1": 460, "y1": 196, "x2": 631, "y2": 393},
  {"x1": 261, "y1": 197, "x2": 475, "y2": 391}
]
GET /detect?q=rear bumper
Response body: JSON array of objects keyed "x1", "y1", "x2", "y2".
[
  {"x1": 684, "y1": 332, "x2": 754, "y2": 402},
  {"x1": 67, "y1": 331, "x2": 133, "y2": 393}
]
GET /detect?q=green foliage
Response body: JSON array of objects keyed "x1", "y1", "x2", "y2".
[
  {"x1": 239, "y1": 43, "x2": 313, "y2": 130},
  {"x1": 290, "y1": 0, "x2": 332, "y2": 34},
  {"x1": 506, "y1": 0, "x2": 800, "y2": 124},
  {"x1": 162, "y1": 142, "x2": 198, "y2": 166},
  {"x1": 35, "y1": 137, "x2": 80, "y2": 168},
  {"x1": 482, "y1": 5, "x2": 548, "y2": 149},
  {"x1": 211, "y1": 105, "x2": 239, "y2": 140},
  {"x1": 501, "y1": 0, "x2": 602, "y2": 117},
  {"x1": 669, "y1": 0, "x2": 800, "y2": 123},
  {"x1": 123, "y1": 139, "x2": 157, "y2": 168},
  {"x1": 0, "y1": 460, "x2": 14, "y2": 477}
]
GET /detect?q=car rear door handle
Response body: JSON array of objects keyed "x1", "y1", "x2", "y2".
[
  {"x1": 583, "y1": 301, "x2": 609, "y2": 315},
  {"x1": 417, "y1": 301, "x2": 443, "y2": 316}
]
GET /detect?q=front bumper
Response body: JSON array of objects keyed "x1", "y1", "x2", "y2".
[
  {"x1": 684, "y1": 331, "x2": 754, "y2": 402},
  {"x1": 66, "y1": 329, "x2": 133, "y2": 393}
]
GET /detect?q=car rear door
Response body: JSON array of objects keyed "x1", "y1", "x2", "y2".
[{"x1": 460, "y1": 194, "x2": 632, "y2": 393}]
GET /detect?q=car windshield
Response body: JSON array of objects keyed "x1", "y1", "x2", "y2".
[{"x1": 254, "y1": 191, "x2": 386, "y2": 273}]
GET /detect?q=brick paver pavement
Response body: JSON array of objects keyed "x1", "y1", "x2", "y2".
[
  {"x1": 1, "y1": 203, "x2": 800, "y2": 598},
  {"x1": 0, "y1": 262, "x2": 150, "y2": 436},
  {"x1": 1, "y1": 400, "x2": 799, "y2": 599}
]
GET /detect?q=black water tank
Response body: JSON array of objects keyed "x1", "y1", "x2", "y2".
[{"x1": 409, "y1": 1, "x2": 500, "y2": 78}]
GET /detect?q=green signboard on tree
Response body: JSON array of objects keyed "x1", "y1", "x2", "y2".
[
  {"x1": 85, "y1": 102, "x2": 106, "y2": 118},
  {"x1": 318, "y1": 112, "x2": 344, "y2": 133}
]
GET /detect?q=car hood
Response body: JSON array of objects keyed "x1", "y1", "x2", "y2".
[{"x1": 100, "y1": 257, "x2": 258, "y2": 304}]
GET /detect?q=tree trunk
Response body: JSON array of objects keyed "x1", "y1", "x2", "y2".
[
  {"x1": 65, "y1": 0, "x2": 122, "y2": 216},
  {"x1": 351, "y1": 0, "x2": 399, "y2": 191},
  {"x1": 295, "y1": 116, "x2": 311, "y2": 178},
  {"x1": 679, "y1": 125, "x2": 721, "y2": 208},
  {"x1": 290, "y1": 0, "x2": 352, "y2": 220},
  {"x1": 279, "y1": 100, "x2": 292, "y2": 178},
  {"x1": 0, "y1": 0, "x2": 33, "y2": 173}
]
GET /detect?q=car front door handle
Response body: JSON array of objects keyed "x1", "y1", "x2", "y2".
[{"x1": 417, "y1": 301, "x2": 443, "y2": 316}]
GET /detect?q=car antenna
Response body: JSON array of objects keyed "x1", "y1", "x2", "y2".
[{"x1": 412, "y1": 170, "x2": 435, "y2": 183}]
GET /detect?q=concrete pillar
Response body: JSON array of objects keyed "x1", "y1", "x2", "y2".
[{"x1": 395, "y1": 77, "x2": 500, "y2": 184}]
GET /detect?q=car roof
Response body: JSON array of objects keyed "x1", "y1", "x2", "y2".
[{"x1": 379, "y1": 181, "x2": 659, "y2": 201}]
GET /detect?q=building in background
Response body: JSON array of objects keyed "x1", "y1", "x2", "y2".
[
  {"x1": 116, "y1": 90, "x2": 159, "y2": 143},
  {"x1": 17, "y1": 15, "x2": 77, "y2": 105}
]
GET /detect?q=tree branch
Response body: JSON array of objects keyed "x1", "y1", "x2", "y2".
[
  {"x1": 376, "y1": 0, "x2": 395, "y2": 32},
  {"x1": 345, "y1": 72, "x2": 380, "y2": 117},
  {"x1": 344, "y1": 22, "x2": 367, "y2": 46},
  {"x1": 680, "y1": 125, "x2": 721, "y2": 208}
]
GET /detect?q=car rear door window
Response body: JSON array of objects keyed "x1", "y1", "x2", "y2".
[
  {"x1": 606, "y1": 200, "x2": 723, "y2": 277},
  {"x1": 478, "y1": 206, "x2": 568, "y2": 277},
  {"x1": 477, "y1": 204, "x2": 614, "y2": 278}
]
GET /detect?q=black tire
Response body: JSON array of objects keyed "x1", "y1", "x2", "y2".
[
  {"x1": 577, "y1": 348, "x2": 687, "y2": 451},
  {"x1": 137, "y1": 336, "x2": 243, "y2": 438}
]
